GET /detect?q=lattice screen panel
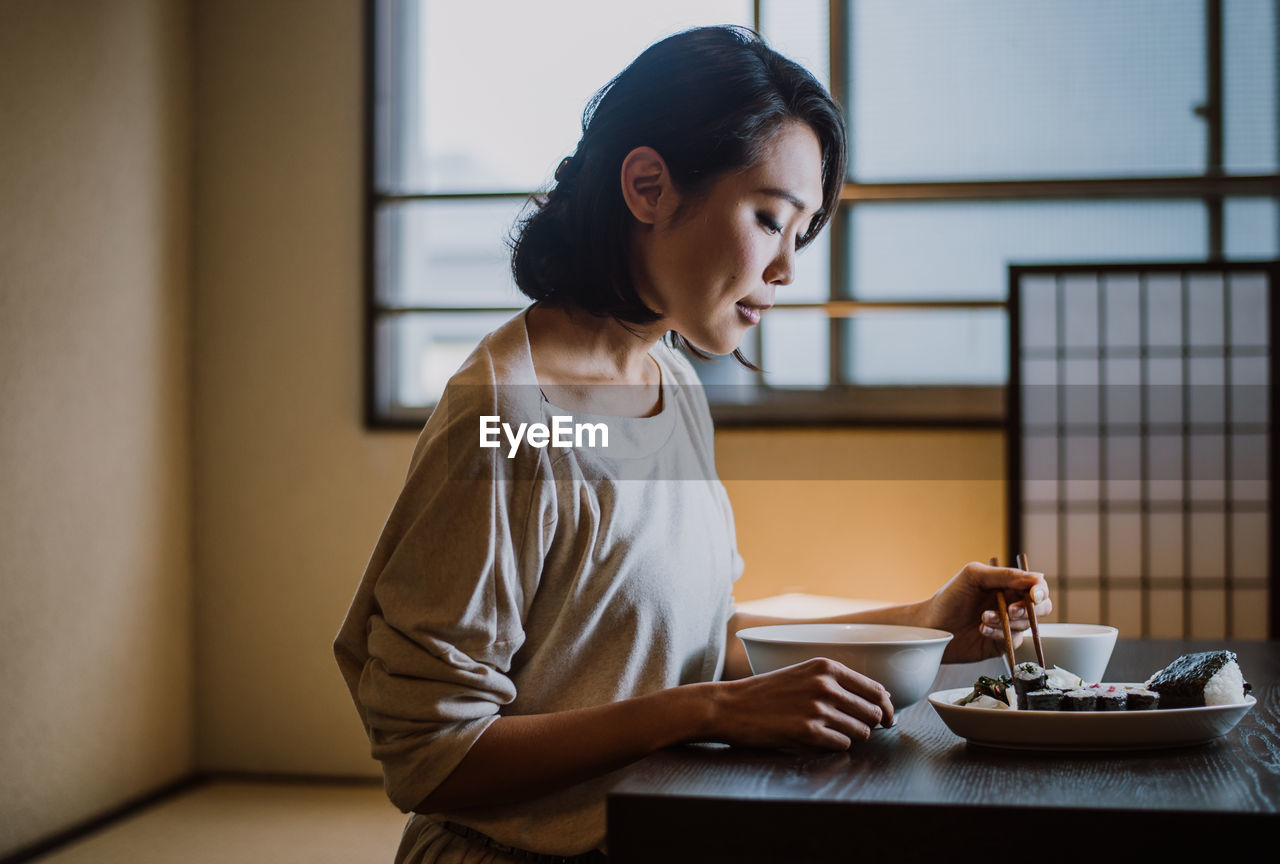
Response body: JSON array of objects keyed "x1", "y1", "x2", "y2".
[{"x1": 1008, "y1": 262, "x2": 1278, "y2": 638}]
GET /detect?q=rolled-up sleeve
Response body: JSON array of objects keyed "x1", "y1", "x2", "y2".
[{"x1": 335, "y1": 387, "x2": 548, "y2": 813}]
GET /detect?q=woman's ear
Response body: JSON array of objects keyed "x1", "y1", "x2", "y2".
[{"x1": 620, "y1": 146, "x2": 679, "y2": 225}]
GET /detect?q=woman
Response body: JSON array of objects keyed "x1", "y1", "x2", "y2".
[{"x1": 336, "y1": 25, "x2": 1049, "y2": 863}]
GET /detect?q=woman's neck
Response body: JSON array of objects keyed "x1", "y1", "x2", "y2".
[{"x1": 525, "y1": 303, "x2": 665, "y2": 418}]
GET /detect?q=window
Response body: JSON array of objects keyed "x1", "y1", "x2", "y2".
[{"x1": 367, "y1": 0, "x2": 1280, "y2": 428}]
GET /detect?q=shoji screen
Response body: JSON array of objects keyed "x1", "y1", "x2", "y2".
[{"x1": 1009, "y1": 262, "x2": 1278, "y2": 638}]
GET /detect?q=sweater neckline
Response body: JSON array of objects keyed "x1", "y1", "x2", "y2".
[
  {"x1": 515, "y1": 307, "x2": 677, "y2": 460},
  {"x1": 517, "y1": 307, "x2": 670, "y2": 420}
]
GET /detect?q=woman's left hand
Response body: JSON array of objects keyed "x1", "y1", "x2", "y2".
[{"x1": 916, "y1": 561, "x2": 1052, "y2": 664}]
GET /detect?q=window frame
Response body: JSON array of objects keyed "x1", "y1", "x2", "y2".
[{"x1": 364, "y1": 0, "x2": 1280, "y2": 430}]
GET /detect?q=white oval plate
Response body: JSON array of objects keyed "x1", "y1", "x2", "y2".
[{"x1": 928, "y1": 686, "x2": 1257, "y2": 750}]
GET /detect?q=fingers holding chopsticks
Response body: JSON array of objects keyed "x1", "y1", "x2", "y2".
[
  {"x1": 1003, "y1": 588, "x2": 1052, "y2": 625},
  {"x1": 1016, "y1": 552, "x2": 1047, "y2": 668},
  {"x1": 926, "y1": 559, "x2": 1054, "y2": 664},
  {"x1": 992, "y1": 576, "x2": 1019, "y2": 674},
  {"x1": 976, "y1": 555, "x2": 1052, "y2": 671},
  {"x1": 976, "y1": 560, "x2": 1052, "y2": 639}
]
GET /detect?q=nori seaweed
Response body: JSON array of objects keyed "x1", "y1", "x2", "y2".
[
  {"x1": 1026, "y1": 688, "x2": 1064, "y2": 710},
  {"x1": 1062, "y1": 690, "x2": 1096, "y2": 711},
  {"x1": 1145, "y1": 650, "x2": 1236, "y2": 708},
  {"x1": 1125, "y1": 689, "x2": 1159, "y2": 710},
  {"x1": 1094, "y1": 690, "x2": 1127, "y2": 711}
]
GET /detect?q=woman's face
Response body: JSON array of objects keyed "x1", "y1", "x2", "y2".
[{"x1": 635, "y1": 121, "x2": 825, "y2": 355}]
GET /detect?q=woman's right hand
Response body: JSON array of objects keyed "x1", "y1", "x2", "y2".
[
  {"x1": 704, "y1": 658, "x2": 894, "y2": 750},
  {"x1": 408, "y1": 659, "x2": 892, "y2": 813}
]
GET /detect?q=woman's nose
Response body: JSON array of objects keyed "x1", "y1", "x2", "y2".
[{"x1": 767, "y1": 244, "x2": 795, "y2": 286}]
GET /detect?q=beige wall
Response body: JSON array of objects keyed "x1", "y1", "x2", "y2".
[
  {"x1": 0, "y1": 0, "x2": 193, "y2": 856},
  {"x1": 190, "y1": 0, "x2": 408, "y2": 777},
  {"x1": 720, "y1": 429, "x2": 1006, "y2": 605}
]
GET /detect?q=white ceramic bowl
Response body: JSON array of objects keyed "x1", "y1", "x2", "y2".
[
  {"x1": 736, "y1": 623, "x2": 953, "y2": 709},
  {"x1": 1010, "y1": 622, "x2": 1118, "y2": 684}
]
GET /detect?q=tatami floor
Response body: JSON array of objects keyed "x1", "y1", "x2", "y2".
[{"x1": 28, "y1": 780, "x2": 408, "y2": 864}]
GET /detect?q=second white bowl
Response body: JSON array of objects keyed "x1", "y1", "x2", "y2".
[{"x1": 1010, "y1": 622, "x2": 1118, "y2": 684}]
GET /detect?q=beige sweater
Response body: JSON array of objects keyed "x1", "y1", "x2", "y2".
[{"x1": 334, "y1": 309, "x2": 743, "y2": 859}]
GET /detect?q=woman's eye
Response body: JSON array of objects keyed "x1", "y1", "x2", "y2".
[{"x1": 757, "y1": 214, "x2": 782, "y2": 234}]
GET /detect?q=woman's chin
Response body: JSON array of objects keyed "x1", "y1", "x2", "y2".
[{"x1": 685, "y1": 333, "x2": 743, "y2": 357}]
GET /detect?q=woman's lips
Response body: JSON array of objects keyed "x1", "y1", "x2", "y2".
[{"x1": 736, "y1": 302, "x2": 769, "y2": 325}]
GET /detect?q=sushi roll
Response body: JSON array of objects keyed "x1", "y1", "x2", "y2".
[
  {"x1": 1012, "y1": 662, "x2": 1047, "y2": 709},
  {"x1": 1094, "y1": 688, "x2": 1127, "y2": 711},
  {"x1": 1062, "y1": 689, "x2": 1096, "y2": 711},
  {"x1": 1124, "y1": 688, "x2": 1159, "y2": 710},
  {"x1": 1145, "y1": 650, "x2": 1251, "y2": 708},
  {"x1": 1026, "y1": 688, "x2": 1064, "y2": 711}
]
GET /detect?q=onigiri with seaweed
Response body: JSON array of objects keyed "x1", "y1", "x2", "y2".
[{"x1": 1145, "y1": 650, "x2": 1252, "y2": 708}]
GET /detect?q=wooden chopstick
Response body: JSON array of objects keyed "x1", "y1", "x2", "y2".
[
  {"x1": 1017, "y1": 552, "x2": 1047, "y2": 669},
  {"x1": 989, "y1": 557, "x2": 1018, "y2": 677}
]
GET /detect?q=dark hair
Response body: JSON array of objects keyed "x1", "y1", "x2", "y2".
[{"x1": 509, "y1": 25, "x2": 846, "y2": 364}]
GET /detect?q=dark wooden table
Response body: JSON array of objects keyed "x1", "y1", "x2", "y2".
[{"x1": 607, "y1": 640, "x2": 1279, "y2": 862}]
